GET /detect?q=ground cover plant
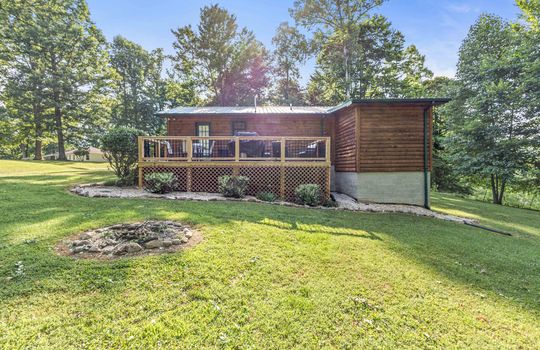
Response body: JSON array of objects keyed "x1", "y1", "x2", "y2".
[{"x1": 0, "y1": 160, "x2": 539, "y2": 349}]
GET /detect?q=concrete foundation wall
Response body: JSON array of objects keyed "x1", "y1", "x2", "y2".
[{"x1": 334, "y1": 171, "x2": 429, "y2": 206}]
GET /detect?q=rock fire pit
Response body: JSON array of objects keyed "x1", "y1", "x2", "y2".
[{"x1": 56, "y1": 221, "x2": 201, "y2": 259}]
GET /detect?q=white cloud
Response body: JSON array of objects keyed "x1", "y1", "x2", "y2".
[{"x1": 445, "y1": 3, "x2": 480, "y2": 14}]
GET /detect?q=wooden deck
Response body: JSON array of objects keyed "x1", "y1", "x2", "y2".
[{"x1": 138, "y1": 136, "x2": 331, "y2": 201}]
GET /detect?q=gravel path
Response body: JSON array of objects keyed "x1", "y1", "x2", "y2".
[{"x1": 71, "y1": 185, "x2": 477, "y2": 225}]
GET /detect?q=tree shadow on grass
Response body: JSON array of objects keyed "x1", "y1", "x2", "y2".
[{"x1": 1, "y1": 172, "x2": 539, "y2": 318}]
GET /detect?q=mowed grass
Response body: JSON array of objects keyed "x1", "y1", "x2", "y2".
[{"x1": 0, "y1": 160, "x2": 539, "y2": 349}]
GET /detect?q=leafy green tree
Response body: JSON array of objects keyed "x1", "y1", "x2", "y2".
[
  {"x1": 448, "y1": 14, "x2": 539, "y2": 204},
  {"x1": 0, "y1": 0, "x2": 50, "y2": 159},
  {"x1": 110, "y1": 36, "x2": 166, "y2": 134},
  {"x1": 270, "y1": 22, "x2": 310, "y2": 104},
  {"x1": 1, "y1": 0, "x2": 110, "y2": 160},
  {"x1": 290, "y1": 0, "x2": 385, "y2": 98},
  {"x1": 516, "y1": 0, "x2": 540, "y2": 29},
  {"x1": 171, "y1": 4, "x2": 270, "y2": 106}
]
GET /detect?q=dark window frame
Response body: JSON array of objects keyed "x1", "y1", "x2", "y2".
[
  {"x1": 231, "y1": 120, "x2": 247, "y2": 136},
  {"x1": 195, "y1": 122, "x2": 211, "y2": 136}
]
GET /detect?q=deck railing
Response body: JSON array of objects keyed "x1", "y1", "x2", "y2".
[{"x1": 138, "y1": 136, "x2": 331, "y2": 164}]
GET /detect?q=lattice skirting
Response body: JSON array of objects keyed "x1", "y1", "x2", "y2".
[{"x1": 140, "y1": 164, "x2": 330, "y2": 201}]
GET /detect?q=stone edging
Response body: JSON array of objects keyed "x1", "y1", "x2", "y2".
[{"x1": 70, "y1": 184, "x2": 478, "y2": 225}]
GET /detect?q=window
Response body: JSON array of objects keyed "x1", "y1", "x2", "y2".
[
  {"x1": 195, "y1": 123, "x2": 211, "y2": 157},
  {"x1": 196, "y1": 123, "x2": 210, "y2": 137},
  {"x1": 232, "y1": 121, "x2": 246, "y2": 135}
]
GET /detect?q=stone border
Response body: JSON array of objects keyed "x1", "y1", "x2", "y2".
[
  {"x1": 71, "y1": 184, "x2": 478, "y2": 225},
  {"x1": 55, "y1": 221, "x2": 203, "y2": 260}
]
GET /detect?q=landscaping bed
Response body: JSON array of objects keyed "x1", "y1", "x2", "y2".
[
  {"x1": 55, "y1": 220, "x2": 202, "y2": 259},
  {"x1": 71, "y1": 184, "x2": 477, "y2": 224}
]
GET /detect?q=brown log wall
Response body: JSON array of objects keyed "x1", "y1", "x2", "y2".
[
  {"x1": 356, "y1": 105, "x2": 432, "y2": 172},
  {"x1": 333, "y1": 107, "x2": 358, "y2": 172},
  {"x1": 167, "y1": 114, "x2": 324, "y2": 137}
]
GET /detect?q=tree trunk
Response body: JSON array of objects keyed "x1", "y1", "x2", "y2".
[
  {"x1": 490, "y1": 174, "x2": 506, "y2": 205},
  {"x1": 54, "y1": 102, "x2": 66, "y2": 160},
  {"x1": 33, "y1": 104, "x2": 43, "y2": 160},
  {"x1": 51, "y1": 54, "x2": 66, "y2": 160}
]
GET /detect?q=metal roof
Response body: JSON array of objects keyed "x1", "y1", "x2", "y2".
[
  {"x1": 157, "y1": 98, "x2": 451, "y2": 117},
  {"x1": 156, "y1": 106, "x2": 330, "y2": 116}
]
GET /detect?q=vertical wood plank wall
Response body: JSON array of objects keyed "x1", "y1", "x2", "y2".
[
  {"x1": 332, "y1": 107, "x2": 358, "y2": 172},
  {"x1": 356, "y1": 105, "x2": 432, "y2": 172},
  {"x1": 167, "y1": 114, "x2": 325, "y2": 137}
]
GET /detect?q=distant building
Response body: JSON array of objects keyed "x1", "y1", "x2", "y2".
[{"x1": 43, "y1": 147, "x2": 107, "y2": 162}]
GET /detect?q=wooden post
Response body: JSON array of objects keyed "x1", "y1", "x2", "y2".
[
  {"x1": 325, "y1": 137, "x2": 331, "y2": 165},
  {"x1": 186, "y1": 137, "x2": 192, "y2": 162},
  {"x1": 186, "y1": 166, "x2": 192, "y2": 192},
  {"x1": 280, "y1": 137, "x2": 286, "y2": 163},
  {"x1": 235, "y1": 137, "x2": 240, "y2": 162},
  {"x1": 138, "y1": 136, "x2": 143, "y2": 188}
]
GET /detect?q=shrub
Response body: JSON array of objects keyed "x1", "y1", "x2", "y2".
[
  {"x1": 144, "y1": 172, "x2": 176, "y2": 194},
  {"x1": 295, "y1": 184, "x2": 322, "y2": 206},
  {"x1": 256, "y1": 191, "x2": 277, "y2": 202},
  {"x1": 101, "y1": 127, "x2": 144, "y2": 185},
  {"x1": 218, "y1": 175, "x2": 249, "y2": 198}
]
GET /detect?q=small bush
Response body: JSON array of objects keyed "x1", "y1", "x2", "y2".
[
  {"x1": 295, "y1": 184, "x2": 322, "y2": 206},
  {"x1": 256, "y1": 191, "x2": 277, "y2": 202},
  {"x1": 145, "y1": 172, "x2": 176, "y2": 194},
  {"x1": 218, "y1": 175, "x2": 249, "y2": 198},
  {"x1": 101, "y1": 127, "x2": 144, "y2": 185}
]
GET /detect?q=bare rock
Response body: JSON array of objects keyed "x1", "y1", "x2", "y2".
[
  {"x1": 114, "y1": 242, "x2": 142, "y2": 255},
  {"x1": 71, "y1": 240, "x2": 87, "y2": 247},
  {"x1": 72, "y1": 245, "x2": 88, "y2": 254},
  {"x1": 87, "y1": 245, "x2": 101, "y2": 253},
  {"x1": 162, "y1": 240, "x2": 172, "y2": 247},
  {"x1": 181, "y1": 237, "x2": 189, "y2": 244},
  {"x1": 79, "y1": 232, "x2": 93, "y2": 240},
  {"x1": 144, "y1": 240, "x2": 163, "y2": 249},
  {"x1": 171, "y1": 239, "x2": 182, "y2": 245}
]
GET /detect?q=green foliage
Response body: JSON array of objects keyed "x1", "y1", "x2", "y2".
[
  {"x1": 295, "y1": 184, "x2": 322, "y2": 206},
  {"x1": 292, "y1": 0, "x2": 432, "y2": 103},
  {"x1": 270, "y1": 22, "x2": 309, "y2": 104},
  {"x1": 100, "y1": 127, "x2": 143, "y2": 184},
  {"x1": 256, "y1": 191, "x2": 278, "y2": 202},
  {"x1": 109, "y1": 36, "x2": 166, "y2": 134},
  {"x1": 170, "y1": 4, "x2": 270, "y2": 106},
  {"x1": 0, "y1": 0, "x2": 111, "y2": 160},
  {"x1": 144, "y1": 172, "x2": 176, "y2": 194},
  {"x1": 448, "y1": 14, "x2": 540, "y2": 204},
  {"x1": 73, "y1": 148, "x2": 90, "y2": 160},
  {"x1": 218, "y1": 175, "x2": 249, "y2": 198}
]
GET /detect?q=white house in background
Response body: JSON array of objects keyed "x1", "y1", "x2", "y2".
[{"x1": 43, "y1": 147, "x2": 107, "y2": 162}]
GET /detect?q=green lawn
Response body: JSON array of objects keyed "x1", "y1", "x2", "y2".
[{"x1": 0, "y1": 160, "x2": 539, "y2": 349}]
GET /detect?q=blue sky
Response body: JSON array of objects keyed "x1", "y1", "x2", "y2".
[{"x1": 87, "y1": 0, "x2": 520, "y2": 81}]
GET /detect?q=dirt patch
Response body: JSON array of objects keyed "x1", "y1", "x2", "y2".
[{"x1": 55, "y1": 221, "x2": 202, "y2": 260}]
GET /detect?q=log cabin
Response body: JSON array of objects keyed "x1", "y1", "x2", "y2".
[{"x1": 138, "y1": 98, "x2": 450, "y2": 207}]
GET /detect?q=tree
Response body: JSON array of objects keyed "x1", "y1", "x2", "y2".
[
  {"x1": 516, "y1": 0, "x2": 540, "y2": 30},
  {"x1": 290, "y1": 0, "x2": 386, "y2": 98},
  {"x1": 171, "y1": 4, "x2": 270, "y2": 106},
  {"x1": 101, "y1": 127, "x2": 144, "y2": 185},
  {"x1": 110, "y1": 36, "x2": 166, "y2": 134},
  {"x1": 0, "y1": 0, "x2": 49, "y2": 159},
  {"x1": 448, "y1": 14, "x2": 539, "y2": 204},
  {"x1": 270, "y1": 22, "x2": 309, "y2": 104}
]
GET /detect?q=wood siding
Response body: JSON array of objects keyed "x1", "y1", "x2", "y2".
[
  {"x1": 167, "y1": 114, "x2": 324, "y2": 137},
  {"x1": 333, "y1": 107, "x2": 357, "y2": 172},
  {"x1": 356, "y1": 105, "x2": 432, "y2": 172}
]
